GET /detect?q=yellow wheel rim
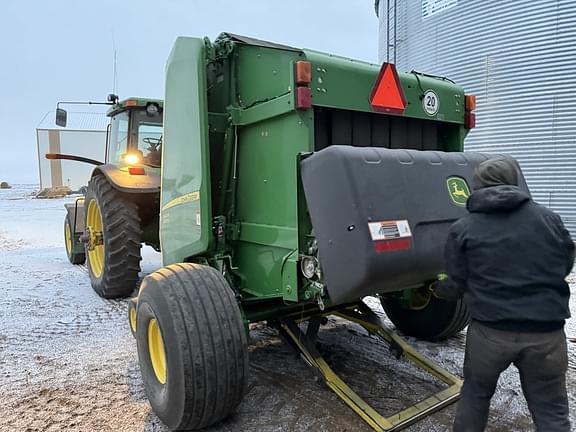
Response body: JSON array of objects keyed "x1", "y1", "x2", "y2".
[
  {"x1": 148, "y1": 319, "x2": 167, "y2": 384},
  {"x1": 86, "y1": 199, "x2": 104, "y2": 278},
  {"x1": 65, "y1": 220, "x2": 72, "y2": 256},
  {"x1": 129, "y1": 305, "x2": 137, "y2": 333}
]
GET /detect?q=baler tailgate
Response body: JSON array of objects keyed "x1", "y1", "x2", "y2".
[
  {"x1": 279, "y1": 301, "x2": 462, "y2": 432},
  {"x1": 301, "y1": 146, "x2": 530, "y2": 304}
]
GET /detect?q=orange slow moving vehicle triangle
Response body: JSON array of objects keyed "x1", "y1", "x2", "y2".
[{"x1": 369, "y1": 63, "x2": 407, "y2": 114}]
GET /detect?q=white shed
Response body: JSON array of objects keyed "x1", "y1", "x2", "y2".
[{"x1": 36, "y1": 112, "x2": 108, "y2": 193}]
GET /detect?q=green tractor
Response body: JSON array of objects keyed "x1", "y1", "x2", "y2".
[
  {"x1": 49, "y1": 96, "x2": 163, "y2": 298},
  {"x1": 128, "y1": 33, "x2": 524, "y2": 431}
]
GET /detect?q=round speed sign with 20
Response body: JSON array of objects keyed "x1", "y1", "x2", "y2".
[{"x1": 422, "y1": 90, "x2": 439, "y2": 116}]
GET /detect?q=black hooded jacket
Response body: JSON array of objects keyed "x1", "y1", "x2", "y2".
[{"x1": 437, "y1": 185, "x2": 574, "y2": 332}]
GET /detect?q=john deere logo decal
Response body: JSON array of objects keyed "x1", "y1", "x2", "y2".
[{"x1": 446, "y1": 177, "x2": 470, "y2": 206}]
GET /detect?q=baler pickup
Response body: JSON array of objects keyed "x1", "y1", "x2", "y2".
[{"x1": 280, "y1": 301, "x2": 463, "y2": 431}]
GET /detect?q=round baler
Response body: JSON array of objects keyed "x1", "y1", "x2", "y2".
[{"x1": 128, "y1": 34, "x2": 529, "y2": 431}]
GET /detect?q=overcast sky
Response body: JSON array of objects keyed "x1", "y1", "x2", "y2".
[{"x1": 0, "y1": 0, "x2": 379, "y2": 184}]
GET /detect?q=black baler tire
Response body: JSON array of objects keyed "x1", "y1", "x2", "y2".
[
  {"x1": 381, "y1": 295, "x2": 470, "y2": 341},
  {"x1": 85, "y1": 175, "x2": 142, "y2": 299},
  {"x1": 64, "y1": 214, "x2": 85, "y2": 265},
  {"x1": 136, "y1": 263, "x2": 249, "y2": 431}
]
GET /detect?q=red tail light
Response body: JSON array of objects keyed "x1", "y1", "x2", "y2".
[
  {"x1": 128, "y1": 167, "x2": 146, "y2": 175},
  {"x1": 296, "y1": 87, "x2": 312, "y2": 110},
  {"x1": 294, "y1": 60, "x2": 312, "y2": 110},
  {"x1": 465, "y1": 112, "x2": 476, "y2": 129}
]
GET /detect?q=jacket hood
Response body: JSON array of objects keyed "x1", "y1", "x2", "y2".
[
  {"x1": 467, "y1": 185, "x2": 530, "y2": 213},
  {"x1": 473, "y1": 156, "x2": 520, "y2": 190}
]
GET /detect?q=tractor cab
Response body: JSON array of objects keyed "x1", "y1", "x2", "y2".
[
  {"x1": 53, "y1": 95, "x2": 164, "y2": 172},
  {"x1": 106, "y1": 98, "x2": 163, "y2": 168}
]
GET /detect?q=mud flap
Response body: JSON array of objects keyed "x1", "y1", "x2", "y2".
[
  {"x1": 300, "y1": 146, "x2": 529, "y2": 304},
  {"x1": 65, "y1": 198, "x2": 85, "y2": 234}
]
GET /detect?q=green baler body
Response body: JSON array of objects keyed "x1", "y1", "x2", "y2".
[{"x1": 160, "y1": 34, "x2": 469, "y2": 322}]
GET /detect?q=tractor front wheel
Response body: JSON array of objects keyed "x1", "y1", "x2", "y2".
[
  {"x1": 84, "y1": 175, "x2": 142, "y2": 298},
  {"x1": 128, "y1": 297, "x2": 138, "y2": 338},
  {"x1": 381, "y1": 288, "x2": 470, "y2": 341},
  {"x1": 64, "y1": 214, "x2": 85, "y2": 264},
  {"x1": 136, "y1": 263, "x2": 249, "y2": 431}
]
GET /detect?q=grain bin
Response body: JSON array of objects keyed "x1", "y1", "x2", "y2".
[{"x1": 376, "y1": 0, "x2": 576, "y2": 234}]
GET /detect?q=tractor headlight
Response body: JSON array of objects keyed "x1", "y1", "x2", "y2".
[
  {"x1": 124, "y1": 153, "x2": 140, "y2": 165},
  {"x1": 301, "y1": 256, "x2": 319, "y2": 279}
]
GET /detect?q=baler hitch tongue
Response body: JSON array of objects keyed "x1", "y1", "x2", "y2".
[{"x1": 279, "y1": 301, "x2": 462, "y2": 432}]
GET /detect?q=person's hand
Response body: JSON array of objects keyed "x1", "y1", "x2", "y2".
[{"x1": 429, "y1": 273, "x2": 448, "y2": 298}]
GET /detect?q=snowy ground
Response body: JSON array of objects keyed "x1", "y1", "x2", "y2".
[{"x1": 0, "y1": 184, "x2": 574, "y2": 432}]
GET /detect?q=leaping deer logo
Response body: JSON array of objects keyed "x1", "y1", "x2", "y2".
[
  {"x1": 450, "y1": 181, "x2": 469, "y2": 199},
  {"x1": 447, "y1": 177, "x2": 471, "y2": 206}
]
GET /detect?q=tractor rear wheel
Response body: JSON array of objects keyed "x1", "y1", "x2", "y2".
[
  {"x1": 136, "y1": 263, "x2": 248, "y2": 431},
  {"x1": 64, "y1": 214, "x2": 85, "y2": 264},
  {"x1": 381, "y1": 289, "x2": 470, "y2": 341},
  {"x1": 84, "y1": 175, "x2": 142, "y2": 298}
]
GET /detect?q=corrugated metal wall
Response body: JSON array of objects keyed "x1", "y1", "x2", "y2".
[{"x1": 377, "y1": 0, "x2": 576, "y2": 235}]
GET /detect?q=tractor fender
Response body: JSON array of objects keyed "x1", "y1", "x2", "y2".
[{"x1": 92, "y1": 164, "x2": 161, "y2": 194}]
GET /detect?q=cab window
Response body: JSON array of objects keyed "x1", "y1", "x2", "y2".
[
  {"x1": 132, "y1": 109, "x2": 163, "y2": 167},
  {"x1": 109, "y1": 111, "x2": 129, "y2": 163}
]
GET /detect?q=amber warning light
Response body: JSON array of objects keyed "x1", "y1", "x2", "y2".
[{"x1": 369, "y1": 63, "x2": 407, "y2": 114}]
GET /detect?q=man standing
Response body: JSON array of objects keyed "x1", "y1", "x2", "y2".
[{"x1": 435, "y1": 156, "x2": 574, "y2": 431}]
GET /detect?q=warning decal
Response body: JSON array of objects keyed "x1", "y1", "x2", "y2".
[{"x1": 368, "y1": 220, "x2": 412, "y2": 241}]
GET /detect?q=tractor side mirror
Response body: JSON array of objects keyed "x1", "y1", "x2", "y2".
[{"x1": 56, "y1": 108, "x2": 67, "y2": 127}]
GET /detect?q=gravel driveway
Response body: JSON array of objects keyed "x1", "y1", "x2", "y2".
[{"x1": 1, "y1": 185, "x2": 574, "y2": 431}]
